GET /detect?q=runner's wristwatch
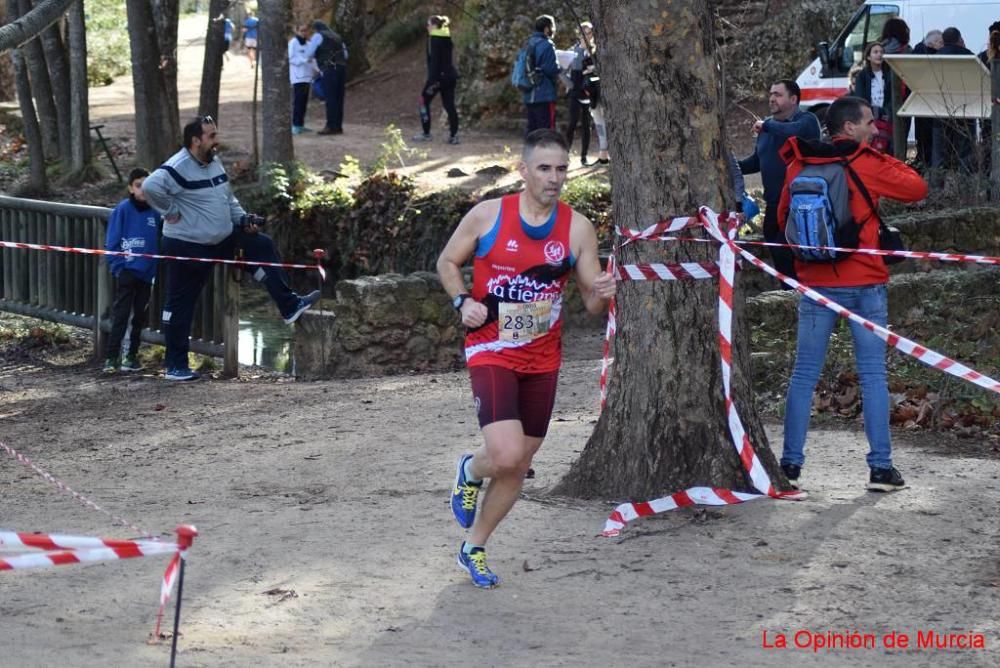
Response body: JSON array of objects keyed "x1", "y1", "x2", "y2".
[{"x1": 452, "y1": 293, "x2": 472, "y2": 311}]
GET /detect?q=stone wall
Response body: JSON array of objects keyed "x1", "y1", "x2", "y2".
[{"x1": 293, "y1": 269, "x2": 602, "y2": 379}]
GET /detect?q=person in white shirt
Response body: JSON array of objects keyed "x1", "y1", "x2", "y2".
[{"x1": 288, "y1": 24, "x2": 320, "y2": 135}]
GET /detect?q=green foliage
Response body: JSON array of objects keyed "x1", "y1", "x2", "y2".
[
  {"x1": 86, "y1": 0, "x2": 131, "y2": 86},
  {"x1": 370, "y1": 125, "x2": 427, "y2": 176},
  {"x1": 369, "y1": 14, "x2": 426, "y2": 59},
  {"x1": 562, "y1": 175, "x2": 613, "y2": 250}
]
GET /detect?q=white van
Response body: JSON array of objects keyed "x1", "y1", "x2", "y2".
[{"x1": 795, "y1": 0, "x2": 1000, "y2": 119}]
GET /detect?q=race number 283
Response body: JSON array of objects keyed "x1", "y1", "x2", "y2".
[{"x1": 499, "y1": 301, "x2": 551, "y2": 342}]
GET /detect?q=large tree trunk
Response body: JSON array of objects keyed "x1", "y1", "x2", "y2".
[
  {"x1": 17, "y1": 0, "x2": 59, "y2": 159},
  {"x1": 0, "y1": 3, "x2": 11, "y2": 102},
  {"x1": 126, "y1": 0, "x2": 177, "y2": 168},
  {"x1": 259, "y1": 0, "x2": 292, "y2": 166},
  {"x1": 197, "y1": 0, "x2": 228, "y2": 122},
  {"x1": 66, "y1": 0, "x2": 88, "y2": 171},
  {"x1": 38, "y1": 16, "x2": 71, "y2": 164},
  {"x1": 7, "y1": 0, "x2": 46, "y2": 193},
  {"x1": 555, "y1": 0, "x2": 790, "y2": 500},
  {"x1": 0, "y1": 0, "x2": 74, "y2": 53},
  {"x1": 333, "y1": 0, "x2": 368, "y2": 80},
  {"x1": 150, "y1": 0, "x2": 180, "y2": 142}
]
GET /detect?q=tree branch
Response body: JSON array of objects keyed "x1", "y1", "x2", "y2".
[{"x1": 0, "y1": 0, "x2": 75, "y2": 53}]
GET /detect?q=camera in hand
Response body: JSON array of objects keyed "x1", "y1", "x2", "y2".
[{"x1": 239, "y1": 213, "x2": 266, "y2": 229}]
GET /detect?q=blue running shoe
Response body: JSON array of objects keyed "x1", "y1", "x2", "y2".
[
  {"x1": 451, "y1": 454, "x2": 482, "y2": 528},
  {"x1": 457, "y1": 543, "x2": 499, "y2": 588},
  {"x1": 283, "y1": 290, "x2": 321, "y2": 325}
]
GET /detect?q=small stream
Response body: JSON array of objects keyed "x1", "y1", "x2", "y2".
[{"x1": 238, "y1": 283, "x2": 294, "y2": 372}]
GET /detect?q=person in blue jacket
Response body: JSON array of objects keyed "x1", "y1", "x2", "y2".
[
  {"x1": 243, "y1": 13, "x2": 259, "y2": 68},
  {"x1": 103, "y1": 168, "x2": 161, "y2": 373},
  {"x1": 738, "y1": 79, "x2": 821, "y2": 283},
  {"x1": 522, "y1": 15, "x2": 561, "y2": 134}
]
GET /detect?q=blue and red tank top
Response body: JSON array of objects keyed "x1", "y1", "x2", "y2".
[{"x1": 465, "y1": 194, "x2": 575, "y2": 373}]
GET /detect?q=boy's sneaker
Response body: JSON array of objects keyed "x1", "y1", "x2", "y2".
[
  {"x1": 120, "y1": 355, "x2": 143, "y2": 372},
  {"x1": 868, "y1": 467, "x2": 906, "y2": 492},
  {"x1": 781, "y1": 463, "x2": 801, "y2": 490},
  {"x1": 412, "y1": 132, "x2": 432, "y2": 142},
  {"x1": 102, "y1": 357, "x2": 119, "y2": 374},
  {"x1": 451, "y1": 454, "x2": 482, "y2": 528},
  {"x1": 165, "y1": 367, "x2": 200, "y2": 381},
  {"x1": 447, "y1": 135, "x2": 460, "y2": 145},
  {"x1": 283, "y1": 290, "x2": 321, "y2": 325},
  {"x1": 457, "y1": 543, "x2": 499, "y2": 589}
]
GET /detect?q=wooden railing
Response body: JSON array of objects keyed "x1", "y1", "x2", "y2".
[{"x1": 0, "y1": 195, "x2": 238, "y2": 375}]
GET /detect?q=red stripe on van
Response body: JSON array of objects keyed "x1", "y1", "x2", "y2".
[{"x1": 799, "y1": 87, "x2": 849, "y2": 102}]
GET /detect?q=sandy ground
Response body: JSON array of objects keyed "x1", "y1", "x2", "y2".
[
  {"x1": 3, "y1": 12, "x2": 997, "y2": 668},
  {"x1": 1, "y1": 321, "x2": 1000, "y2": 667}
]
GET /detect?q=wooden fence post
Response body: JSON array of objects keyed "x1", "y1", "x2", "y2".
[
  {"x1": 223, "y1": 267, "x2": 240, "y2": 377},
  {"x1": 992, "y1": 56, "x2": 1000, "y2": 202}
]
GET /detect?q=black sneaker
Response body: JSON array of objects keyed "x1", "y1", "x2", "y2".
[
  {"x1": 780, "y1": 463, "x2": 801, "y2": 490},
  {"x1": 868, "y1": 467, "x2": 906, "y2": 492}
]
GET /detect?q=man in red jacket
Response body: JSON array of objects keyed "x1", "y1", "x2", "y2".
[{"x1": 776, "y1": 95, "x2": 928, "y2": 492}]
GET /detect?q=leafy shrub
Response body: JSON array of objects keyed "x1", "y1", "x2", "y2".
[
  {"x1": 562, "y1": 176, "x2": 613, "y2": 250},
  {"x1": 86, "y1": 0, "x2": 131, "y2": 86}
]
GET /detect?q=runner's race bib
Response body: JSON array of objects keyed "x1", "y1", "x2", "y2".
[{"x1": 499, "y1": 301, "x2": 551, "y2": 342}]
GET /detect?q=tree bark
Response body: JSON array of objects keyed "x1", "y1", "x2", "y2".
[
  {"x1": 17, "y1": 0, "x2": 59, "y2": 159},
  {"x1": 0, "y1": 0, "x2": 74, "y2": 53},
  {"x1": 7, "y1": 0, "x2": 46, "y2": 193},
  {"x1": 125, "y1": 0, "x2": 176, "y2": 168},
  {"x1": 258, "y1": 0, "x2": 293, "y2": 166},
  {"x1": 198, "y1": 0, "x2": 228, "y2": 122},
  {"x1": 66, "y1": 0, "x2": 88, "y2": 171},
  {"x1": 554, "y1": 0, "x2": 790, "y2": 500},
  {"x1": 38, "y1": 15, "x2": 71, "y2": 164},
  {"x1": 333, "y1": 0, "x2": 368, "y2": 80},
  {"x1": 151, "y1": 0, "x2": 180, "y2": 143}
]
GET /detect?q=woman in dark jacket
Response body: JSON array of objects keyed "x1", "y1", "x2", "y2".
[
  {"x1": 853, "y1": 42, "x2": 894, "y2": 154},
  {"x1": 414, "y1": 15, "x2": 460, "y2": 144}
]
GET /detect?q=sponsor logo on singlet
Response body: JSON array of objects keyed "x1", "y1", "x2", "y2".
[
  {"x1": 485, "y1": 274, "x2": 559, "y2": 303},
  {"x1": 543, "y1": 240, "x2": 566, "y2": 265}
]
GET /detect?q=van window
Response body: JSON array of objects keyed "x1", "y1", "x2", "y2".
[{"x1": 837, "y1": 4, "x2": 900, "y2": 73}]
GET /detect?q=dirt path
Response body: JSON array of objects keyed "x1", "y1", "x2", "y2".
[
  {"x1": 1, "y1": 325, "x2": 999, "y2": 666},
  {"x1": 85, "y1": 15, "x2": 580, "y2": 196}
]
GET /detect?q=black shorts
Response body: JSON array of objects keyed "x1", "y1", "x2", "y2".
[{"x1": 469, "y1": 365, "x2": 560, "y2": 438}]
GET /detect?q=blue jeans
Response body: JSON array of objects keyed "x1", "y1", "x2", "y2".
[
  {"x1": 781, "y1": 284, "x2": 892, "y2": 470},
  {"x1": 161, "y1": 229, "x2": 298, "y2": 371}
]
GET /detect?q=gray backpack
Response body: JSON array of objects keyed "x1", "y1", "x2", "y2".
[{"x1": 785, "y1": 161, "x2": 859, "y2": 262}]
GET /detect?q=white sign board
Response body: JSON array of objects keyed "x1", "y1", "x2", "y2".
[{"x1": 883, "y1": 54, "x2": 990, "y2": 119}]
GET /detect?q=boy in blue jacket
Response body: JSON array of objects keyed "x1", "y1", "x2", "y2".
[{"x1": 103, "y1": 168, "x2": 161, "y2": 373}]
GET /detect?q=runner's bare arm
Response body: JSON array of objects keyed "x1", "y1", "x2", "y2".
[
  {"x1": 570, "y1": 212, "x2": 615, "y2": 314},
  {"x1": 436, "y1": 201, "x2": 497, "y2": 328}
]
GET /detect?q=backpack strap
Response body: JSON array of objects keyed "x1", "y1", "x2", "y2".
[{"x1": 842, "y1": 159, "x2": 888, "y2": 233}]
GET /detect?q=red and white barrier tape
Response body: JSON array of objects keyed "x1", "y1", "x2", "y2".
[
  {"x1": 0, "y1": 440, "x2": 157, "y2": 540},
  {"x1": 0, "y1": 538, "x2": 180, "y2": 570},
  {"x1": 617, "y1": 215, "x2": 701, "y2": 243},
  {"x1": 153, "y1": 526, "x2": 197, "y2": 639},
  {"x1": 724, "y1": 235, "x2": 1000, "y2": 395},
  {"x1": 0, "y1": 526, "x2": 197, "y2": 639},
  {"x1": 0, "y1": 239, "x2": 327, "y2": 279},
  {"x1": 602, "y1": 209, "x2": 806, "y2": 536},
  {"x1": 617, "y1": 261, "x2": 720, "y2": 281},
  {"x1": 647, "y1": 234, "x2": 1000, "y2": 266},
  {"x1": 599, "y1": 247, "x2": 618, "y2": 409},
  {"x1": 0, "y1": 530, "x2": 165, "y2": 554},
  {"x1": 602, "y1": 206, "x2": 999, "y2": 536}
]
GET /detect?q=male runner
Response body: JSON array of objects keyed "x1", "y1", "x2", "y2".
[{"x1": 437, "y1": 128, "x2": 616, "y2": 588}]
